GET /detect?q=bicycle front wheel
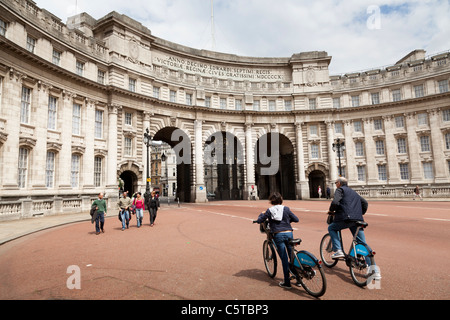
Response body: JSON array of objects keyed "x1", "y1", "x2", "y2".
[
  {"x1": 263, "y1": 240, "x2": 277, "y2": 278},
  {"x1": 320, "y1": 233, "x2": 338, "y2": 268}
]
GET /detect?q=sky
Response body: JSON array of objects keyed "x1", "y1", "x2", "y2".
[{"x1": 33, "y1": 0, "x2": 450, "y2": 75}]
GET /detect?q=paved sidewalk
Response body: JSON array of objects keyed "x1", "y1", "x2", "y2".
[{"x1": 0, "y1": 212, "x2": 93, "y2": 245}]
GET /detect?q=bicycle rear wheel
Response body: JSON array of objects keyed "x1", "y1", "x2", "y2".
[
  {"x1": 263, "y1": 240, "x2": 277, "y2": 278},
  {"x1": 349, "y1": 252, "x2": 375, "y2": 287},
  {"x1": 320, "y1": 233, "x2": 338, "y2": 268},
  {"x1": 295, "y1": 252, "x2": 327, "y2": 298}
]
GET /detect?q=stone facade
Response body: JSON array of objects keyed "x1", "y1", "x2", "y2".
[{"x1": 0, "y1": 0, "x2": 449, "y2": 220}]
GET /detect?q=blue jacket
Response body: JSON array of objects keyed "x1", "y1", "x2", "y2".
[
  {"x1": 329, "y1": 186, "x2": 368, "y2": 222},
  {"x1": 256, "y1": 206, "x2": 299, "y2": 233}
]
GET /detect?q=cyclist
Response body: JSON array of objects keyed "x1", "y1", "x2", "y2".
[{"x1": 255, "y1": 192, "x2": 299, "y2": 289}]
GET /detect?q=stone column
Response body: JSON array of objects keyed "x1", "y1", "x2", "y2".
[
  {"x1": 429, "y1": 109, "x2": 447, "y2": 182},
  {"x1": 405, "y1": 113, "x2": 422, "y2": 183},
  {"x1": 343, "y1": 120, "x2": 357, "y2": 185},
  {"x1": 142, "y1": 111, "x2": 151, "y2": 188},
  {"x1": 295, "y1": 121, "x2": 309, "y2": 199},
  {"x1": 363, "y1": 118, "x2": 378, "y2": 185},
  {"x1": 326, "y1": 121, "x2": 338, "y2": 186},
  {"x1": 106, "y1": 104, "x2": 119, "y2": 198},
  {"x1": 245, "y1": 122, "x2": 258, "y2": 200},
  {"x1": 83, "y1": 99, "x2": 96, "y2": 191},
  {"x1": 194, "y1": 119, "x2": 207, "y2": 202},
  {"x1": 58, "y1": 90, "x2": 75, "y2": 189},
  {"x1": 384, "y1": 115, "x2": 400, "y2": 184}
]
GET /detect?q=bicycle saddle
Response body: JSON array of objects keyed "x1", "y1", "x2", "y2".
[
  {"x1": 289, "y1": 239, "x2": 302, "y2": 246},
  {"x1": 355, "y1": 221, "x2": 368, "y2": 228}
]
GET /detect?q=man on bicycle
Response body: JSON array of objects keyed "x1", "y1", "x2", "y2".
[
  {"x1": 328, "y1": 177, "x2": 369, "y2": 259},
  {"x1": 255, "y1": 192, "x2": 299, "y2": 289}
]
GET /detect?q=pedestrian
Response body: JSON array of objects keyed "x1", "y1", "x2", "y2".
[
  {"x1": 146, "y1": 190, "x2": 160, "y2": 227},
  {"x1": 326, "y1": 186, "x2": 331, "y2": 199},
  {"x1": 118, "y1": 191, "x2": 132, "y2": 231},
  {"x1": 133, "y1": 192, "x2": 145, "y2": 228},
  {"x1": 255, "y1": 192, "x2": 299, "y2": 290},
  {"x1": 318, "y1": 186, "x2": 322, "y2": 199},
  {"x1": 413, "y1": 185, "x2": 423, "y2": 201},
  {"x1": 91, "y1": 192, "x2": 107, "y2": 235}
]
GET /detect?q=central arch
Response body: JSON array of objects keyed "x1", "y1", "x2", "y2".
[
  {"x1": 204, "y1": 131, "x2": 245, "y2": 200},
  {"x1": 255, "y1": 133, "x2": 296, "y2": 200},
  {"x1": 153, "y1": 127, "x2": 192, "y2": 203}
]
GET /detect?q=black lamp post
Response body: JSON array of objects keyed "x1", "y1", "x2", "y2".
[
  {"x1": 332, "y1": 138, "x2": 346, "y2": 177},
  {"x1": 143, "y1": 128, "x2": 152, "y2": 202}
]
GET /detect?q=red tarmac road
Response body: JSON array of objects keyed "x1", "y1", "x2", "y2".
[{"x1": 0, "y1": 200, "x2": 449, "y2": 300}]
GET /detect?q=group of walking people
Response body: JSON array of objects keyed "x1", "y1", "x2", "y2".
[{"x1": 91, "y1": 190, "x2": 160, "y2": 235}]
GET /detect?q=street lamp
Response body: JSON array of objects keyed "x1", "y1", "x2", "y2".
[
  {"x1": 143, "y1": 128, "x2": 152, "y2": 203},
  {"x1": 332, "y1": 138, "x2": 346, "y2": 177}
]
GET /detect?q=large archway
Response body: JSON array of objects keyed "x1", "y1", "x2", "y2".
[
  {"x1": 308, "y1": 170, "x2": 326, "y2": 199},
  {"x1": 255, "y1": 133, "x2": 296, "y2": 200},
  {"x1": 153, "y1": 127, "x2": 192, "y2": 203},
  {"x1": 204, "y1": 131, "x2": 245, "y2": 200},
  {"x1": 120, "y1": 171, "x2": 138, "y2": 196}
]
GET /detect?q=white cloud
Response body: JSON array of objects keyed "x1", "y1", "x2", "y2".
[{"x1": 33, "y1": 0, "x2": 450, "y2": 74}]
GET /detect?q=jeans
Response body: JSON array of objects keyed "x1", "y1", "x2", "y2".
[
  {"x1": 135, "y1": 208, "x2": 143, "y2": 227},
  {"x1": 328, "y1": 221, "x2": 368, "y2": 252},
  {"x1": 95, "y1": 212, "x2": 105, "y2": 233},
  {"x1": 149, "y1": 207, "x2": 157, "y2": 225},
  {"x1": 120, "y1": 209, "x2": 130, "y2": 229},
  {"x1": 273, "y1": 232, "x2": 293, "y2": 286}
]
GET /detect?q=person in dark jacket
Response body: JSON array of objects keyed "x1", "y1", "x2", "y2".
[
  {"x1": 256, "y1": 192, "x2": 299, "y2": 289},
  {"x1": 146, "y1": 191, "x2": 160, "y2": 227},
  {"x1": 327, "y1": 177, "x2": 368, "y2": 259}
]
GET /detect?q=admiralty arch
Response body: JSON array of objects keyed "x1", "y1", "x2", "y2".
[{"x1": 0, "y1": 0, "x2": 449, "y2": 220}]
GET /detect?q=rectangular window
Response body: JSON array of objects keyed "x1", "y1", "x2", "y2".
[
  {"x1": 423, "y1": 162, "x2": 434, "y2": 180},
  {"x1": 309, "y1": 98, "x2": 316, "y2": 110},
  {"x1": 284, "y1": 100, "x2": 292, "y2": 111},
  {"x1": 311, "y1": 144, "x2": 319, "y2": 159},
  {"x1": 18, "y1": 148, "x2": 29, "y2": 188},
  {"x1": 392, "y1": 89, "x2": 401, "y2": 102},
  {"x1": 0, "y1": 19, "x2": 6, "y2": 36},
  {"x1": 46, "y1": 151, "x2": 55, "y2": 188},
  {"x1": 26, "y1": 35, "x2": 36, "y2": 53},
  {"x1": 397, "y1": 138, "x2": 407, "y2": 154},
  {"x1": 21, "y1": 87, "x2": 31, "y2": 124},
  {"x1": 269, "y1": 100, "x2": 276, "y2": 111},
  {"x1": 95, "y1": 110, "x2": 103, "y2": 139},
  {"x1": 76, "y1": 60, "x2": 84, "y2": 76},
  {"x1": 443, "y1": 109, "x2": 450, "y2": 122},
  {"x1": 48, "y1": 96, "x2": 57, "y2": 130},
  {"x1": 376, "y1": 140, "x2": 385, "y2": 155},
  {"x1": 205, "y1": 96, "x2": 211, "y2": 108},
  {"x1": 333, "y1": 97, "x2": 341, "y2": 109},
  {"x1": 445, "y1": 133, "x2": 450, "y2": 150},
  {"x1": 97, "y1": 70, "x2": 105, "y2": 84},
  {"x1": 371, "y1": 92, "x2": 380, "y2": 105},
  {"x1": 351, "y1": 95, "x2": 360, "y2": 107},
  {"x1": 129, "y1": 78, "x2": 136, "y2": 92},
  {"x1": 94, "y1": 157, "x2": 102, "y2": 187},
  {"x1": 395, "y1": 116, "x2": 405, "y2": 128},
  {"x1": 438, "y1": 80, "x2": 449, "y2": 93},
  {"x1": 309, "y1": 125, "x2": 318, "y2": 136},
  {"x1": 420, "y1": 136, "x2": 431, "y2": 152},
  {"x1": 125, "y1": 112, "x2": 132, "y2": 126},
  {"x1": 399, "y1": 163, "x2": 409, "y2": 180},
  {"x1": 253, "y1": 100, "x2": 260, "y2": 111},
  {"x1": 418, "y1": 113, "x2": 428, "y2": 126},
  {"x1": 414, "y1": 84, "x2": 424, "y2": 98},
  {"x1": 355, "y1": 142, "x2": 364, "y2": 157},
  {"x1": 373, "y1": 119, "x2": 383, "y2": 131},
  {"x1": 71, "y1": 154, "x2": 80, "y2": 188},
  {"x1": 124, "y1": 137, "x2": 132, "y2": 156},
  {"x1": 357, "y1": 166, "x2": 366, "y2": 181},
  {"x1": 186, "y1": 93, "x2": 193, "y2": 106},
  {"x1": 335, "y1": 123, "x2": 343, "y2": 134},
  {"x1": 354, "y1": 121, "x2": 362, "y2": 133},
  {"x1": 220, "y1": 98, "x2": 227, "y2": 109},
  {"x1": 378, "y1": 164, "x2": 387, "y2": 181},
  {"x1": 52, "y1": 50, "x2": 61, "y2": 66},
  {"x1": 72, "y1": 103, "x2": 81, "y2": 135},
  {"x1": 235, "y1": 99, "x2": 242, "y2": 111},
  {"x1": 170, "y1": 90, "x2": 177, "y2": 103},
  {"x1": 153, "y1": 86, "x2": 160, "y2": 98}
]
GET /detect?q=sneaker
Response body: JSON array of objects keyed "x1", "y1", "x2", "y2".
[
  {"x1": 278, "y1": 282, "x2": 292, "y2": 290},
  {"x1": 332, "y1": 250, "x2": 345, "y2": 259}
]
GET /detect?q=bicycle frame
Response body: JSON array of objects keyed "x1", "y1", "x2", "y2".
[{"x1": 336, "y1": 225, "x2": 374, "y2": 265}]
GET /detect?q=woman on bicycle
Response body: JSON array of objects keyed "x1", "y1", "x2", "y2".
[{"x1": 255, "y1": 192, "x2": 299, "y2": 289}]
